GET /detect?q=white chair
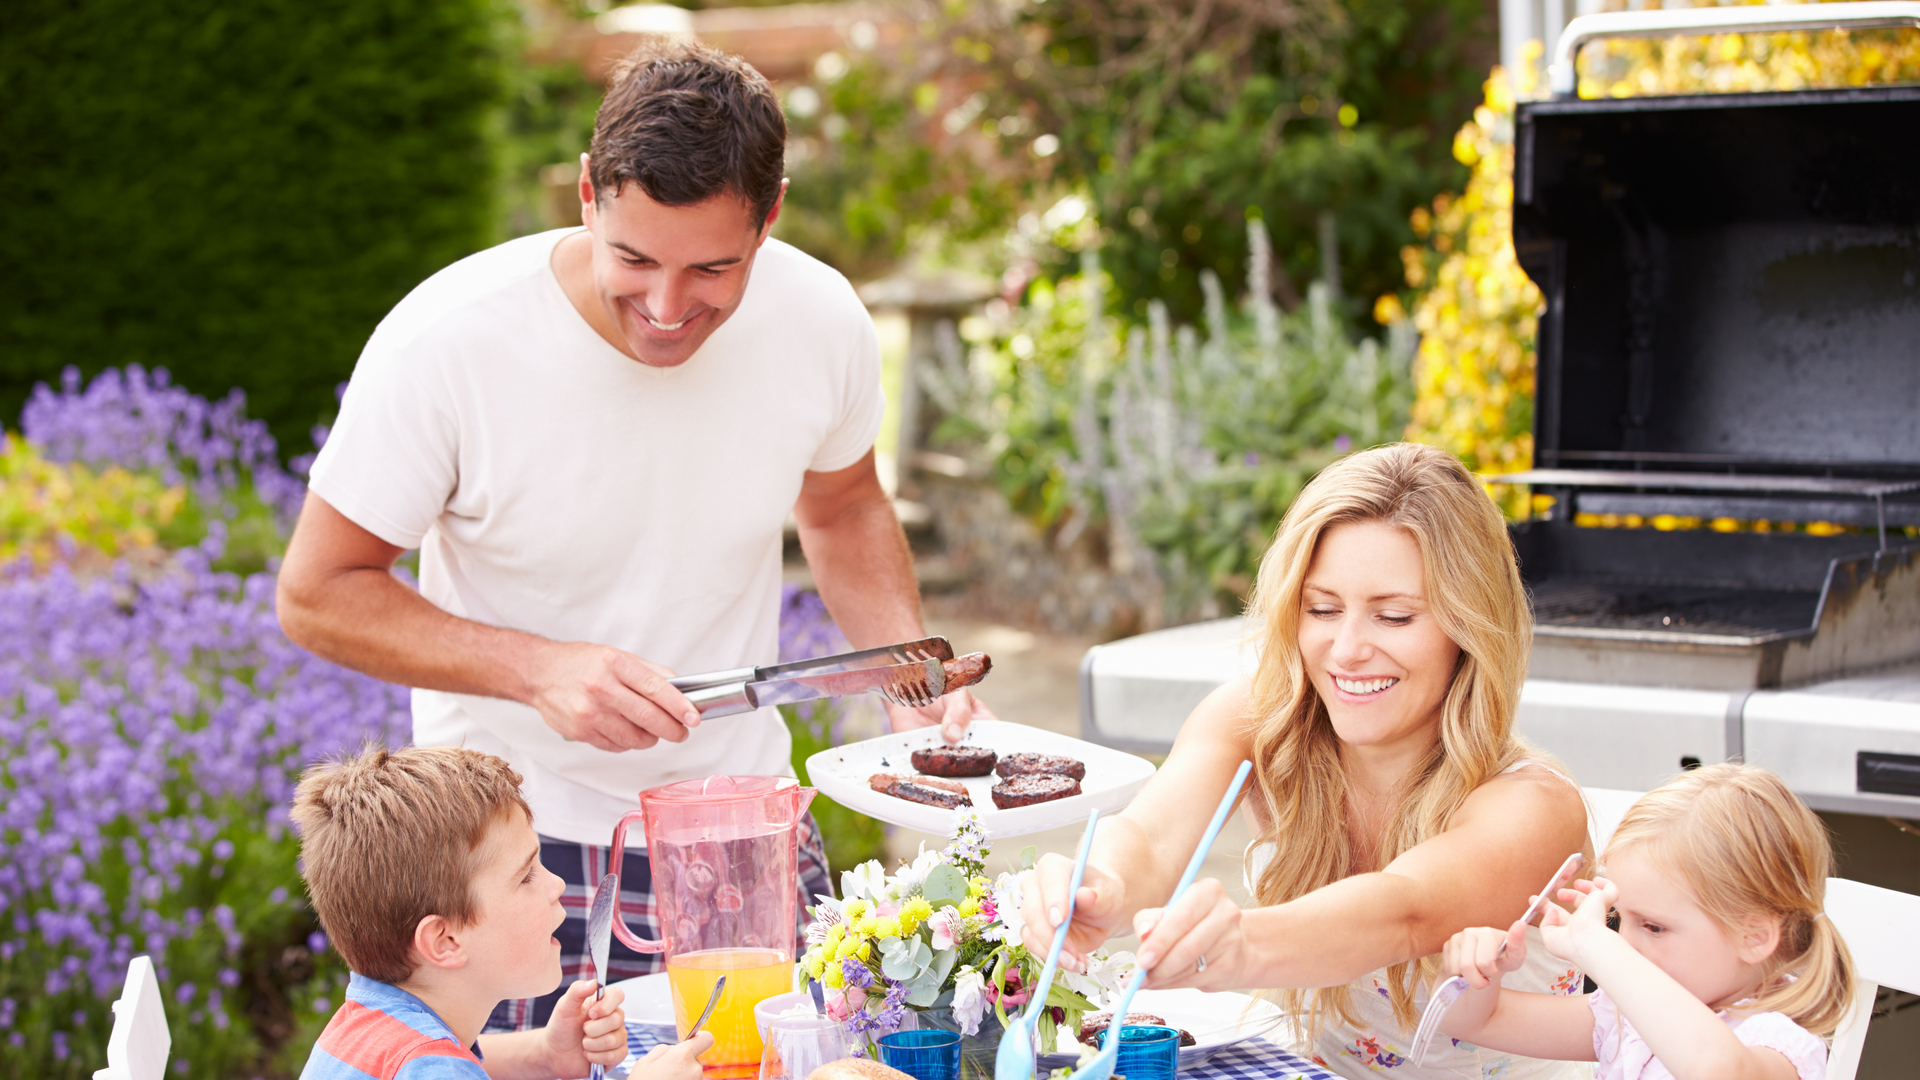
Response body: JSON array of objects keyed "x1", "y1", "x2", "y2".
[
  {"x1": 92, "y1": 956, "x2": 170, "y2": 1080},
  {"x1": 1582, "y1": 786, "x2": 1643, "y2": 856},
  {"x1": 1824, "y1": 878, "x2": 1920, "y2": 1080}
]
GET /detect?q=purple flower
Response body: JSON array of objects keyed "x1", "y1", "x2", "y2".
[
  {"x1": 841, "y1": 957, "x2": 873, "y2": 990},
  {"x1": 1333, "y1": 434, "x2": 1353, "y2": 453},
  {"x1": 309, "y1": 932, "x2": 329, "y2": 954}
]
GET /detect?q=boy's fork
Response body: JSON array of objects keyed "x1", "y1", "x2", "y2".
[{"x1": 1408, "y1": 853, "x2": 1585, "y2": 1066}]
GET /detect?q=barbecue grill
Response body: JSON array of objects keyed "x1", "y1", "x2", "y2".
[{"x1": 1081, "y1": 5, "x2": 1920, "y2": 822}]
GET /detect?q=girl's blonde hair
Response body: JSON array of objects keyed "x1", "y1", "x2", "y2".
[
  {"x1": 1243, "y1": 443, "x2": 1538, "y2": 1033},
  {"x1": 1604, "y1": 763, "x2": 1856, "y2": 1035}
]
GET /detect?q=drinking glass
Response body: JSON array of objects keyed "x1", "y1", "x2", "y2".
[
  {"x1": 757, "y1": 1015, "x2": 853, "y2": 1080},
  {"x1": 878, "y1": 1028, "x2": 962, "y2": 1080},
  {"x1": 1112, "y1": 1025, "x2": 1181, "y2": 1080}
]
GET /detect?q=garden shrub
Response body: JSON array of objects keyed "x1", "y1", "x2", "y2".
[
  {"x1": 0, "y1": 0, "x2": 510, "y2": 456},
  {"x1": 926, "y1": 221, "x2": 1414, "y2": 621}
]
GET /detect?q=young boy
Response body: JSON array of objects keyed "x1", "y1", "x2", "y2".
[{"x1": 291, "y1": 746, "x2": 714, "y2": 1079}]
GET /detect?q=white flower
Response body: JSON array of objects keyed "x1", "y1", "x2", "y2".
[
  {"x1": 892, "y1": 843, "x2": 944, "y2": 898},
  {"x1": 983, "y1": 871, "x2": 1025, "y2": 943},
  {"x1": 1060, "y1": 949, "x2": 1136, "y2": 1008},
  {"x1": 951, "y1": 966, "x2": 989, "y2": 1036},
  {"x1": 841, "y1": 859, "x2": 888, "y2": 902}
]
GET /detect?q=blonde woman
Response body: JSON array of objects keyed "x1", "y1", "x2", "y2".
[{"x1": 1020, "y1": 442, "x2": 1591, "y2": 1080}]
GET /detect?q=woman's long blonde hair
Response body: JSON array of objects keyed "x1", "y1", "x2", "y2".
[
  {"x1": 1243, "y1": 443, "x2": 1535, "y2": 1033},
  {"x1": 1605, "y1": 764, "x2": 1856, "y2": 1035}
]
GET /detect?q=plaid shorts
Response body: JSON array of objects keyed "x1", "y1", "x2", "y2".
[{"x1": 483, "y1": 813, "x2": 835, "y2": 1032}]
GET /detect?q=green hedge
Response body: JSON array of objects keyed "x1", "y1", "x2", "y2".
[{"x1": 0, "y1": 0, "x2": 509, "y2": 454}]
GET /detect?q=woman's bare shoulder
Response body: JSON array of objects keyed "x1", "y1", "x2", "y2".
[{"x1": 1456, "y1": 759, "x2": 1589, "y2": 846}]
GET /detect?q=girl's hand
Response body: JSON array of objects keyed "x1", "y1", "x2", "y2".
[
  {"x1": 1539, "y1": 876, "x2": 1618, "y2": 966},
  {"x1": 1130, "y1": 878, "x2": 1247, "y2": 990},
  {"x1": 1019, "y1": 855, "x2": 1128, "y2": 973},
  {"x1": 1441, "y1": 920, "x2": 1529, "y2": 989}
]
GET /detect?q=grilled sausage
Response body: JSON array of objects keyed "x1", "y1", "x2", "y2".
[
  {"x1": 911, "y1": 746, "x2": 998, "y2": 777},
  {"x1": 994, "y1": 751, "x2": 1086, "y2": 782},
  {"x1": 869, "y1": 773, "x2": 972, "y2": 809},
  {"x1": 990, "y1": 773, "x2": 1080, "y2": 809},
  {"x1": 940, "y1": 652, "x2": 992, "y2": 691}
]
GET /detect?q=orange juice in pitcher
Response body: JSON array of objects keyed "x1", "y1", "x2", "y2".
[{"x1": 669, "y1": 948, "x2": 793, "y2": 1076}]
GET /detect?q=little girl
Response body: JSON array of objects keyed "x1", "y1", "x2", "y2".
[{"x1": 1437, "y1": 763, "x2": 1855, "y2": 1080}]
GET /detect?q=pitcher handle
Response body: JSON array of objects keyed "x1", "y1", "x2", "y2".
[{"x1": 609, "y1": 809, "x2": 668, "y2": 954}]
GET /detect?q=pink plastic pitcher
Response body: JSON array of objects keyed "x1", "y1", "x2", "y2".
[
  {"x1": 610, "y1": 776, "x2": 817, "y2": 1075},
  {"x1": 609, "y1": 774, "x2": 818, "y2": 956}
]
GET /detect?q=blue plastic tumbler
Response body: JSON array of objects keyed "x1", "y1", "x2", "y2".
[
  {"x1": 1111, "y1": 1024, "x2": 1182, "y2": 1080},
  {"x1": 879, "y1": 1028, "x2": 962, "y2": 1080}
]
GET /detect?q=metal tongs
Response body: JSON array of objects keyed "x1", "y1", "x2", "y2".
[{"x1": 670, "y1": 636, "x2": 956, "y2": 718}]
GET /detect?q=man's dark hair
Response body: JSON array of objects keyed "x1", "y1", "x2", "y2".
[{"x1": 588, "y1": 38, "x2": 787, "y2": 225}]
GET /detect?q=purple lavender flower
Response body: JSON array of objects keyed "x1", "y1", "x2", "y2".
[
  {"x1": 1333, "y1": 433, "x2": 1353, "y2": 453},
  {"x1": 841, "y1": 957, "x2": 874, "y2": 990}
]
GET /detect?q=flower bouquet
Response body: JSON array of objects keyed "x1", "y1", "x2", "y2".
[{"x1": 799, "y1": 809, "x2": 1134, "y2": 1069}]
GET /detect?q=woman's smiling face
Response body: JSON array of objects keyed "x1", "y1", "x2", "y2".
[{"x1": 1298, "y1": 520, "x2": 1461, "y2": 758}]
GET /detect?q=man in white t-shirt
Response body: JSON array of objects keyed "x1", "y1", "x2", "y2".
[{"x1": 276, "y1": 40, "x2": 992, "y2": 1031}]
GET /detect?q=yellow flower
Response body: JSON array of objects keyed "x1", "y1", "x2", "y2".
[
  {"x1": 837, "y1": 936, "x2": 862, "y2": 959},
  {"x1": 805, "y1": 954, "x2": 826, "y2": 980},
  {"x1": 857, "y1": 941, "x2": 872, "y2": 961},
  {"x1": 898, "y1": 898, "x2": 933, "y2": 935},
  {"x1": 851, "y1": 917, "x2": 880, "y2": 937},
  {"x1": 874, "y1": 916, "x2": 903, "y2": 940},
  {"x1": 958, "y1": 898, "x2": 981, "y2": 918},
  {"x1": 822, "y1": 964, "x2": 845, "y2": 989},
  {"x1": 844, "y1": 899, "x2": 870, "y2": 921},
  {"x1": 968, "y1": 877, "x2": 988, "y2": 899}
]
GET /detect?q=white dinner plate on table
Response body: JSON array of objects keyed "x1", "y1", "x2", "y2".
[
  {"x1": 804, "y1": 720, "x2": 1156, "y2": 839},
  {"x1": 1037, "y1": 989, "x2": 1289, "y2": 1072},
  {"x1": 609, "y1": 971, "x2": 676, "y2": 1041}
]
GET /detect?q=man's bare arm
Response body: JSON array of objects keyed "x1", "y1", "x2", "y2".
[
  {"x1": 792, "y1": 451, "x2": 993, "y2": 740},
  {"x1": 276, "y1": 492, "x2": 698, "y2": 751}
]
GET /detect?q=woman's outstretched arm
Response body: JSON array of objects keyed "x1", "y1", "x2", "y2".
[{"x1": 1021, "y1": 677, "x2": 1591, "y2": 990}]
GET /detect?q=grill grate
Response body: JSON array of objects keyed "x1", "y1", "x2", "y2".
[{"x1": 1528, "y1": 576, "x2": 1820, "y2": 639}]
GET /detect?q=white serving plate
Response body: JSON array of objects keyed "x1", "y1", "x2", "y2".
[
  {"x1": 1038, "y1": 989, "x2": 1289, "y2": 1071},
  {"x1": 804, "y1": 720, "x2": 1156, "y2": 838},
  {"x1": 609, "y1": 971, "x2": 677, "y2": 1038}
]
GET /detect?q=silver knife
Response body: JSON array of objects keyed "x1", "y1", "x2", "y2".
[
  {"x1": 666, "y1": 636, "x2": 954, "y2": 694},
  {"x1": 681, "y1": 656, "x2": 951, "y2": 718},
  {"x1": 585, "y1": 873, "x2": 618, "y2": 1080}
]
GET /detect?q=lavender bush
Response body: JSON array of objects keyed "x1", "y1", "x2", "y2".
[{"x1": 4, "y1": 367, "x2": 876, "y2": 1074}]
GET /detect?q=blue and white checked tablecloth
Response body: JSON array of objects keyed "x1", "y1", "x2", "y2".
[{"x1": 623, "y1": 1025, "x2": 1337, "y2": 1080}]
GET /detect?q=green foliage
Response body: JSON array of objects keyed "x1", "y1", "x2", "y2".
[
  {"x1": 934, "y1": 0, "x2": 1491, "y2": 324},
  {"x1": 784, "y1": 702, "x2": 887, "y2": 876},
  {"x1": 775, "y1": 53, "x2": 1017, "y2": 282},
  {"x1": 0, "y1": 0, "x2": 512, "y2": 456},
  {"x1": 926, "y1": 224, "x2": 1413, "y2": 619}
]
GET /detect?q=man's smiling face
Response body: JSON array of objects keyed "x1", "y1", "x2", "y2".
[{"x1": 579, "y1": 171, "x2": 782, "y2": 368}]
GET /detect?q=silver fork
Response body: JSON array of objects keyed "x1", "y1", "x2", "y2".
[
  {"x1": 877, "y1": 657, "x2": 946, "y2": 708},
  {"x1": 1408, "y1": 853, "x2": 1585, "y2": 1066}
]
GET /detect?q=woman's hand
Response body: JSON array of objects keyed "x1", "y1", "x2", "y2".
[
  {"x1": 1441, "y1": 920, "x2": 1528, "y2": 990},
  {"x1": 1539, "y1": 876, "x2": 1617, "y2": 967},
  {"x1": 1129, "y1": 878, "x2": 1251, "y2": 990},
  {"x1": 1018, "y1": 854, "x2": 1128, "y2": 972}
]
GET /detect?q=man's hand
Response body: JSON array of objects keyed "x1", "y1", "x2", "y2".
[
  {"x1": 626, "y1": 1031, "x2": 713, "y2": 1080},
  {"x1": 526, "y1": 641, "x2": 702, "y2": 752},
  {"x1": 540, "y1": 979, "x2": 635, "y2": 1078},
  {"x1": 885, "y1": 687, "x2": 996, "y2": 743}
]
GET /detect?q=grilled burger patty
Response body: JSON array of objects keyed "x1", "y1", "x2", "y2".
[
  {"x1": 869, "y1": 773, "x2": 972, "y2": 809},
  {"x1": 941, "y1": 651, "x2": 993, "y2": 690},
  {"x1": 1076, "y1": 1012, "x2": 1197, "y2": 1047},
  {"x1": 990, "y1": 773, "x2": 1080, "y2": 809},
  {"x1": 993, "y1": 751, "x2": 1086, "y2": 782},
  {"x1": 910, "y1": 746, "x2": 998, "y2": 777}
]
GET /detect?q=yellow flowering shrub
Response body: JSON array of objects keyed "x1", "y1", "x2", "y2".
[
  {"x1": 0, "y1": 432, "x2": 187, "y2": 569},
  {"x1": 1400, "y1": 9, "x2": 1920, "y2": 519}
]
